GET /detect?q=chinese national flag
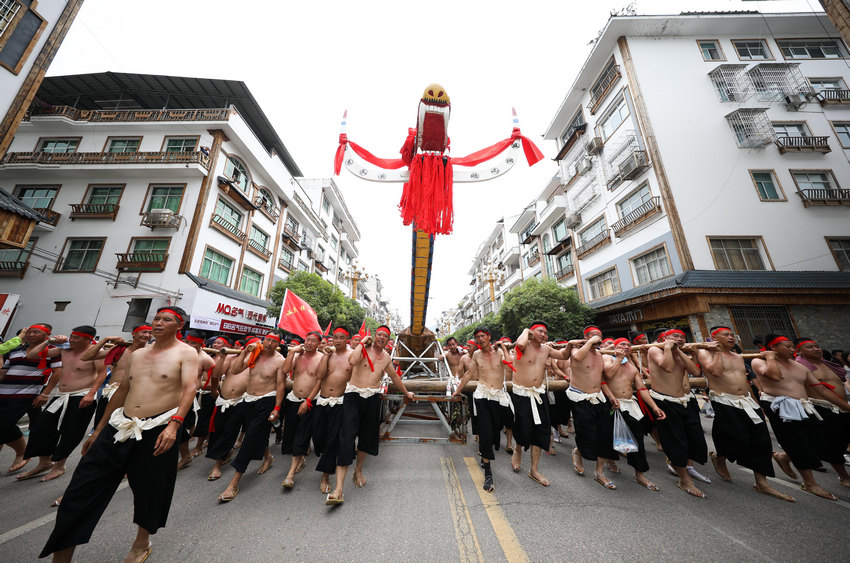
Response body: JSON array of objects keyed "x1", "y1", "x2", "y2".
[
  {"x1": 277, "y1": 289, "x2": 321, "y2": 338},
  {"x1": 357, "y1": 320, "x2": 368, "y2": 338}
]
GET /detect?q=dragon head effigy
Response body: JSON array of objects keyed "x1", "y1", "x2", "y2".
[{"x1": 417, "y1": 83, "x2": 451, "y2": 153}]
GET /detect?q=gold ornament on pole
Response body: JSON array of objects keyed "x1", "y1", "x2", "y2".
[
  {"x1": 343, "y1": 261, "x2": 369, "y2": 300},
  {"x1": 477, "y1": 262, "x2": 504, "y2": 302}
]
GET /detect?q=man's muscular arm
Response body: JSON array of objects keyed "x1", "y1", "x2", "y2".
[
  {"x1": 677, "y1": 348, "x2": 701, "y2": 376},
  {"x1": 385, "y1": 362, "x2": 414, "y2": 400},
  {"x1": 751, "y1": 352, "x2": 780, "y2": 381},
  {"x1": 515, "y1": 328, "x2": 530, "y2": 355},
  {"x1": 649, "y1": 341, "x2": 675, "y2": 372},
  {"x1": 80, "y1": 360, "x2": 109, "y2": 408},
  {"x1": 25, "y1": 337, "x2": 65, "y2": 360},
  {"x1": 634, "y1": 373, "x2": 665, "y2": 419},
  {"x1": 269, "y1": 360, "x2": 285, "y2": 423},
  {"x1": 81, "y1": 336, "x2": 120, "y2": 361},
  {"x1": 34, "y1": 366, "x2": 63, "y2": 407},
  {"x1": 572, "y1": 336, "x2": 601, "y2": 362},
  {"x1": 697, "y1": 348, "x2": 724, "y2": 378},
  {"x1": 806, "y1": 371, "x2": 850, "y2": 411}
]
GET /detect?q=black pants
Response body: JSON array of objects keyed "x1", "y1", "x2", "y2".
[
  {"x1": 813, "y1": 406, "x2": 850, "y2": 465},
  {"x1": 314, "y1": 402, "x2": 345, "y2": 474},
  {"x1": 474, "y1": 397, "x2": 504, "y2": 460},
  {"x1": 621, "y1": 410, "x2": 649, "y2": 473},
  {"x1": 205, "y1": 403, "x2": 245, "y2": 461},
  {"x1": 281, "y1": 398, "x2": 313, "y2": 456},
  {"x1": 0, "y1": 397, "x2": 34, "y2": 444},
  {"x1": 192, "y1": 392, "x2": 216, "y2": 439},
  {"x1": 24, "y1": 396, "x2": 95, "y2": 461},
  {"x1": 230, "y1": 397, "x2": 274, "y2": 473},
  {"x1": 711, "y1": 401, "x2": 774, "y2": 476},
  {"x1": 760, "y1": 399, "x2": 821, "y2": 471},
  {"x1": 655, "y1": 397, "x2": 707, "y2": 468},
  {"x1": 570, "y1": 398, "x2": 616, "y2": 462},
  {"x1": 512, "y1": 393, "x2": 550, "y2": 451},
  {"x1": 337, "y1": 393, "x2": 381, "y2": 466}
]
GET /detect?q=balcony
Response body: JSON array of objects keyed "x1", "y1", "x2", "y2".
[
  {"x1": 520, "y1": 223, "x2": 538, "y2": 245},
  {"x1": 775, "y1": 136, "x2": 830, "y2": 155},
  {"x1": 816, "y1": 89, "x2": 850, "y2": 105},
  {"x1": 142, "y1": 210, "x2": 182, "y2": 229},
  {"x1": 253, "y1": 195, "x2": 279, "y2": 220},
  {"x1": 537, "y1": 195, "x2": 568, "y2": 227},
  {"x1": 69, "y1": 203, "x2": 119, "y2": 220},
  {"x1": 556, "y1": 263, "x2": 575, "y2": 280},
  {"x1": 115, "y1": 252, "x2": 168, "y2": 272},
  {"x1": 28, "y1": 105, "x2": 232, "y2": 123},
  {"x1": 278, "y1": 257, "x2": 293, "y2": 272},
  {"x1": 281, "y1": 225, "x2": 302, "y2": 249},
  {"x1": 797, "y1": 188, "x2": 850, "y2": 207},
  {"x1": 524, "y1": 253, "x2": 541, "y2": 268},
  {"x1": 0, "y1": 261, "x2": 28, "y2": 278},
  {"x1": 3, "y1": 150, "x2": 211, "y2": 169},
  {"x1": 216, "y1": 176, "x2": 255, "y2": 210},
  {"x1": 587, "y1": 64, "x2": 622, "y2": 114},
  {"x1": 210, "y1": 214, "x2": 246, "y2": 242},
  {"x1": 247, "y1": 239, "x2": 272, "y2": 260},
  {"x1": 619, "y1": 150, "x2": 649, "y2": 180},
  {"x1": 554, "y1": 123, "x2": 588, "y2": 161},
  {"x1": 611, "y1": 197, "x2": 662, "y2": 237},
  {"x1": 576, "y1": 229, "x2": 611, "y2": 259},
  {"x1": 34, "y1": 208, "x2": 60, "y2": 226}
]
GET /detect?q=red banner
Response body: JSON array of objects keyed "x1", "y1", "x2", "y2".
[{"x1": 277, "y1": 289, "x2": 321, "y2": 338}]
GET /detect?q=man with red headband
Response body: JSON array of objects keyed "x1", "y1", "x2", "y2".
[
  {"x1": 439, "y1": 337, "x2": 464, "y2": 377},
  {"x1": 179, "y1": 331, "x2": 216, "y2": 470},
  {"x1": 309, "y1": 327, "x2": 354, "y2": 501},
  {"x1": 647, "y1": 328, "x2": 710, "y2": 498},
  {"x1": 279, "y1": 330, "x2": 324, "y2": 488},
  {"x1": 794, "y1": 337, "x2": 850, "y2": 488},
  {"x1": 326, "y1": 325, "x2": 413, "y2": 504},
  {"x1": 458, "y1": 339, "x2": 480, "y2": 444},
  {"x1": 698, "y1": 327, "x2": 794, "y2": 502},
  {"x1": 19, "y1": 325, "x2": 106, "y2": 482},
  {"x1": 511, "y1": 321, "x2": 574, "y2": 487},
  {"x1": 40, "y1": 306, "x2": 198, "y2": 562},
  {"x1": 82, "y1": 324, "x2": 153, "y2": 430},
  {"x1": 0, "y1": 323, "x2": 61, "y2": 474},
  {"x1": 499, "y1": 336, "x2": 517, "y2": 453},
  {"x1": 217, "y1": 332, "x2": 285, "y2": 502},
  {"x1": 204, "y1": 340, "x2": 250, "y2": 482},
  {"x1": 189, "y1": 336, "x2": 228, "y2": 459}
]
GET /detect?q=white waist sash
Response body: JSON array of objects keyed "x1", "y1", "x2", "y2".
[
  {"x1": 46, "y1": 388, "x2": 91, "y2": 430},
  {"x1": 809, "y1": 397, "x2": 846, "y2": 414},
  {"x1": 316, "y1": 394, "x2": 344, "y2": 407},
  {"x1": 512, "y1": 383, "x2": 545, "y2": 425},
  {"x1": 101, "y1": 382, "x2": 120, "y2": 400},
  {"x1": 709, "y1": 391, "x2": 762, "y2": 424},
  {"x1": 760, "y1": 392, "x2": 822, "y2": 422},
  {"x1": 109, "y1": 406, "x2": 178, "y2": 443},
  {"x1": 566, "y1": 387, "x2": 606, "y2": 405},
  {"x1": 242, "y1": 389, "x2": 277, "y2": 403},
  {"x1": 345, "y1": 383, "x2": 381, "y2": 399},
  {"x1": 473, "y1": 382, "x2": 513, "y2": 413},
  {"x1": 286, "y1": 390, "x2": 305, "y2": 403},
  {"x1": 617, "y1": 397, "x2": 643, "y2": 421},
  {"x1": 215, "y1": 394, "x2": 243, "y2": 412},
  {"x1": 650, "y1": 389, "x2": 691, "y2": 407}
]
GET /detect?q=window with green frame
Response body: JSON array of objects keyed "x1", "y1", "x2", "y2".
[
  {"x1": 224, "y1": 156, "x2": 250, "y2": 193},
  {"x1": 61, "y1": 239, "x2": 103, "y2": 272},
  {"x1": 17, "y1": 186, "x2": 58, "y2": 210},
  {"x1": 214, "y1": 199, "x2": 242, "y2": 229},
  {"x1": 147, "y1": 186, "x2": 184, "y2": 212},
  {"x1": 164, "y1": 137, "x2": 198, "y2": 152},
  {"x1": 87, "y1": 186, "x2": 123, "y2": 205},
  {"x1": 107, "y1": 138, "x2": 140, "y2": 153},
  {"x1": 240, "y1": 267, "x2": 262, "y2": 296},
  {"x1": 200, "y1": 248, "x2": 233, "y2": 284}
]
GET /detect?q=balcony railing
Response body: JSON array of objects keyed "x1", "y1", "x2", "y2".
[
  {"x1": 253, "y1": 195, "x2": 279, "y2": 220},
  {"x1": 0, "y1": 261, "x2": 28, "y2": 278},
  {"x1": 34, "y1": 207, "x2": 60, "y2": 226},
  {"x1": 525, "y1": 253, "x2": 541, "y2": 268},
  {"x1": 282, "y1": 225, "x2": 301, "y2": 243},
  {"x1": 587, "y1": 64, "x2": 622, "y2": 114},
  {"x1": 115, "y1": 252, "x2": 168, "y2": 272},
  {"x1": 248, "y1": 239, "x2": 272, "y2": 259},
  {"x1": 775, "y1": 136, "x2": 830, "y2": 154},
  {"x1": 3, "y1": 150, "x2": 211, "y2": 169},
  {"x1": 210, "y1": 214, "x2": 246, "y2": 241},
  {"x1": 576, "y1": 229, "x2": 611, "y2": 259},
  {"x1": 797, "y1": 188, "x2": 850, "y2": 207},
  {"x1": 278, "y1": 258, "x2": 293, "y2": 271},
  {"x1": 555, "y1": 123, "x2": 588, "y2": 161},
  {"x1": 69, "y1": 203, "x2": 119, "y2": 220},
  {"x1": 556, "y1": 263, "x2": 575, "y2": 279},
  {"x1": 28, "y1": 105, "x2": 231, "y2": 123},
  {"x1": 817, "y1": 89, "x2": 850, "y2": 105},
  {"x1": 611, "y1": 197, "x2": 662, "y2": 237},
  {"x1": 142, "y1": 210, "x2": 182, "y2": 229},
  {"x1": 520, "y1": 223, "x2": 538, "y2": 245}
]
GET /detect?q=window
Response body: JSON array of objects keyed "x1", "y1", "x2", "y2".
[
  {"x1": 792, "y1": 171, "x2": 837, "y2": 194},
  {"x1": 130, "y1": 238, "x2": 168, "y2": 258},
  {"x1": 147, "y1": 185, "x2": 184, "y2": 212},
  {"x1": 38, "y1": 138, "x2": 78, "y2": 153},
  {"x1": 632, "y1": 247, "x2": 672, "y2": 285},
  {"x1": 772, "y1": 122, "x2": 808, "y2": 138},
  {"x1": 778, "y1": 38, "x2": 848, "y2": 60},
  {"x1": 709, "y1": 238, "x2": 766, "y2": 271},
  {"x1": 16, "y1": 185, "x2": 57, "y2": 209},
  {"x1": 732, "y1": 39, "x2": 771, "y2": 60},
  {"x1": 617, "y1": 184, "x2": 652, "y2": 217},
  {"x1": 698, "y1": 40, "x2": 724, "y2": 61},
  {"x1": 556, "y1": 251, "x2": 573, "y2": 273},
  {"x1": 561, "y1": 108, "x2": 585, "y2": 144},
  {"x1": 0, "y1": 237, "x2": 34, "y2": 264},
  {"x1": 122, "y1": 298, "x2": 152, "y2": 332},
  {"x1": 239, "y1": 267, "x2": 262, "y2": 296},
  {"x1": 60, "y1": 239, "x2": 104, "y2": 272},
  {"x1": 322, "y1": 196, "x2": 331, "y2": 214},
  {"x1": 223, "y1": 156, "x2": 250, "y2": 192},
  {"x1": 810, "y1": 77, "x2": 847, "y2": 91},
  {"x1": 87, "y1": 185, "x2": 123, "y2": 205},
  {"x1": 833, "y1": 122, "x2": 850, "y2": 148},
  {"x1": 285, "y1": 215, "x2": 299, "y2": 234},
  {"x1": 750, "y1": 171, "x2": 784, "y2": 201},
  {"x1": 279, "y1": 247, "x2": 294, "y2": 270},
  {"x1": 164, "y1": 137, "x2": 197, "y2": 152},
  {"x1": 257, "y1": 188, "x2": 276, "y2": 215},
  {"x1": 0, "y1": 1, "x2": 22, "y2": 38},
  {"x1": 828, "y1": 238, "x2": 850, "y2": 271},
  {"x1": 249, "y1": 225, "x2": 269, "y2": 250},
  {"x1": 107, "y1": 138, "x2": 140, "y2": 153},
  {"x1": 214, "y1": 199, "x2": 242, "y2": 229},
  {"x1": 298, "y1": 261, "x2": 310, "y2": 272},
  {"x1": 552, "y1": 218, "x2": 568, "y2": 242},
  {"x1": 587, "y1": 268, "x2": 620, "y2": 300},
  {"x1": 729, "y1": 305, "x2": 796, "y2": 351},
  {"x1": 579, "y1": 216, "x2": 606, "y2": 244},
  {"x1": 201, "y1": 248, "x2": 233, "y2": 285},
  {"x1": 597, "y1": 94, "x2": 630, "y2": 141}
]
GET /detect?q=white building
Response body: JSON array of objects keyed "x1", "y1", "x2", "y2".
[
  {"x1": 538, "y1": 11, "x2": 850, "y2": 348},
  {"x1": 0, "y1": 72, "x2": 356, "y2": 338}
]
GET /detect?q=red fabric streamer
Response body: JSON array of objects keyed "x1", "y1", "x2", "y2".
[
  {"x1": 453, "y1": 128, "x2": 543, "y2": 168},
  {"x1": 209, "y1": 406, "x2": 218, "y2": 433},
  {"x1": 362, "y1": 346, "x2": 374, "y2": 372},
  {"x1": 104, "y1": 345, "x2": 125, "y2": 367},
  {"x1": 399, "y1": 153, "x2": 454, "y2": 235},
  {"x1": 246, "y1": 343, "x2": 264, "y2": 368},
  {"x1": 636, "y1": 391, "x2": 655, "y2": 421},
  {"x1": 502, "y1": 360, "x2": 517, "y2": 373}
]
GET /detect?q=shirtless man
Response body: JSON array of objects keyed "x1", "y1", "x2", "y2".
[
  {"x1": 795, "y1": 337, "x2": 850, "y2": 488},
  {"x1": 81, "y1": 325, "x2": 152, "y2": 429},
  {"x1": 205, "y1": 345, "x2": 250, "y2": 482},
  {"x1": 39, "y1": 306, "x2": 198, "y2": 563},
  {"x1": 499, "y1": 337, "x2": 516, "y2": 453},
  {"x1": 546, "y1": 348, "x2": 569, "y2": 451},
  {"x1": 453, "y1": 327, "x2": 513, "y2": 492},
  {"x1": 603, "y1": 338, "x2": 666, "y2": 491},
  {"x1": 440, "y1": 337, "x2": 464, "y2": 377},
  {"x1": 180, "y1": 332, "x2": 216, "y2": 470},
  {"x1": 569, "y1": 326, "x2": 620, "y2": 489},
  {"x1": 280, "y1": 331, "x2": 323, "y2": 488},
  {"x1": 309, "y1": 327, "x2": 354, "y2": 500},
  {"x1": 20, "y1": 326, "x2": 106, "y2": 482},
  {"x1": 327, "y1": 325, "x2": 413, "y2": 504},
  {"x1": 217, "y1": 333, "x2": 285, "y2": 502},
  {"x1": 511, "y1": 321, "x2": 572, "y2": 487},
  {"x1": 460, "y1": 339, "x2": 480, "y2": 443},
  {"x1": 697, "y1": 327, "x2": 794, "y2": 502},
  {"x1": 190, "y1": 337, "x2": 224, "y2": 458},
  {"x1": 647, "y1": 328, "x2": 709, "y2": 498}
]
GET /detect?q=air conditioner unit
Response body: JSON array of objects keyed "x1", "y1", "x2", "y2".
[
  {"x1": 577, "y1": 157, "x2": 592, "y2": 175},
  {"x1": 783, "y1": 93, "x2": 807, "y2": 111},
  {"x1": 565, "y1": 212, "x2": 582, "y2": 229},
  {"x1": 144, "y1": 208, "x2": 174, "y2": 226},
  {"x1": 150, "y1": 208, "x2": 173, "y2": 215},
  {"x1": 585, "y1": 136, "x2": 604, "y2": 155}
]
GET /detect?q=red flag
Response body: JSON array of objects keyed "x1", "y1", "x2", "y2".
[
  {"x1": 277, "y1": 289, "x2": 321, "y2": 338},
  {"x1": 357, "y1": 320, "x2": 367, "y2": 338},
  {"x1": 324, "y1": 320, "x2": 332, "y2": 337}
]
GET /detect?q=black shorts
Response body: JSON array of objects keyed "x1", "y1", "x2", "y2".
[
  {"x1": 281, "y1": 398, "x2": 313, "y2": 456},
  {"x1": 621, "y1": 409, "x2": 649, "y2": 473},
  {"x1": 474, "y1": 397, "x2": 505, "y2": 460},
  {"x1": 192, "y1": 392, "x2": 216, "y2": 439},
  {"x1": 205, "y1": 402, "x2": 245, "y2": 461},
  {"x1": 570, "y1": 397, "x2": 616, "y2": 462},
  {"x1": 337, "y1": 392, "x2": 382, "y2": 466},
  {"x1": 0, "y1": 397, "x2": 32, "y2": 444},
  {"x1": 512, "y1": 392, "x2": 550, "y2": 451},
  {"x1": 314, "y1": 401, "x2": 345, "y2": 474},
  {"x1": 655, "y1": 396, "x2": 707, "y2": 468},
  {"x1": 813, "y1": 406, "x2": 850, "y2": 465},
  {"x1": 711, "y1": 401, "x2": 774, "y2": 477},
  {"x1": 24, "y1": 395, "x2": 96, "y2": 461},
  {"x1": 230, "y1": 397, "x2": 274, "y2": 473},
  {"x1": 760, "y1": 399, "x2": 821, "y2": 471}
]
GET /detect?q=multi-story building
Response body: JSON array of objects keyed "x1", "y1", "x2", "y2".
[
  {"x1": 537, "y1": 11, "x2": 850, "y2": 349},
  {"x1": 0, "y1": 72, "x2": 340, "y2": 337}
]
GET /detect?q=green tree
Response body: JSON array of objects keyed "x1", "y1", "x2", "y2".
[
  {"x1": 499, "y1": 278, "x2": 594, "y2": 340},
  {"x1": 268, "y1": 271, "x2": 368, "y2": 334},
  {"x1": 446, "y1": 312, "x2": 502, "y2": 345}
]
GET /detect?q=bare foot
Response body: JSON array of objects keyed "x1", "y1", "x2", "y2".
[
  {"x1": 320, "y1": 477, "x2": 331, "y2": 494},
  {"x1": 772, "y1": 452, "x2": 798, "y2": 480},
  {"x1": 571, "y1": 448, "x2": 584, "y2": 476},
  {"x1": 16, "y1": 461, "x2": 51, "y2": 481},
  {"x1": 511, "y1": 450, "x2": 522, "y2": 472},
  {"x1": 352, "y1": 470, "x2": 366, "y2": 488},
  {"x1": 838, "y1": 478, "x2": 850, "y2": 489},
  {"x1": 710, "y1": 452, "x2": 732, "y2": 481},
  {"x1": 7, "y1": 457, "x2": 28, "y2": 474},
  {"x1": 50, "y1": 495, "x2": 63, "y2": 507},
  {"x1": 634, "y1": 475, "x2": 659, "y2": 491},
  {"x1": 257, "y1": 456, "x2": 274, "y2": 475},
  {"x1": 40, "y1": 466, "x2": 66, "y2": 482},
  {"x1": 207, "y1": 468, "x2": 222, "y2": 481},
  {"x1": 801, "y1": 483, "x2": 837, "y2": 501},
  {"x1": 177, "y1": 457, "x2": 192, "y2": 471},
  {"x1": 606, "y1": 460, "x2": 620, "y2": 474},
  {"x1": 122, "y1": 542, "x2": 152, "y2": 563},
  {"x1": 752, "y1": 484, "x2": 795, "y2": 502},
  {"x1": 677, "y1": 480, "x2": 706, "y2": 498},
  {"x1": 325, "y1": 490, "x2": 344, "y2": 505},
  {"x1": 281, "y1": 474, "x2": 295, "y2": 488},
  {"x1": 217, "y1": 485, "x2": 239, "y2": 502}
]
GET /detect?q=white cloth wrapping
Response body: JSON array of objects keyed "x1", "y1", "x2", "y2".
[
  {"x1": 46, "y1": 388, "x2": 92, "y2": 430},
  {"x1": 760, "y1": 392, "x2": 822, "y2": 422},
  {"x1": 512, "y1": 383, "x2": 545, "y2": 425},
  {"x1": 709, "y1": 391, "x2": 763, "y2": 424},
  {"x1": 242, "y1": 389, "x2": 277, "y2": 403},
  {"x1": 566, "y1": 387, "x2": 606, "y2": 405},
  {"x1": 286, "y1": 390, "x2": 305, "y2": 403},
  {"x1": 215, "y1": 394, "x2": 243, "y2": 413},
  {"x1": 810, "y1": 398, "x2": 843, "y2": 414},
  {"x1": 101, "y1": 382, "x2": 120, "y2": 401},
  {"x1": 315, "y1": 394, "x2": 344, "y2": 407},
  {"x1": 345, "y1": 383, "x2": 381, "y2": 398},
  {"x1": 109, "y1": 406, "x2": 178, "y2": 443},
  {"x1": 617, "y1": 397, "x2": 644, "y2": 421},
  {"x1": 473, "y1": 382, "x2": 514, "y2": 413},
  {"x1": 649, "y1": 389, "x2": 691, "y2": 407}
]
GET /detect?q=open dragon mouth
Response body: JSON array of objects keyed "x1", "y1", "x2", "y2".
[{"x1": 417, "y1": 103, "x2": 450, "y2": 153}]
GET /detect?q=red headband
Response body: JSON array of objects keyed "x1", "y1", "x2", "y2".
[
  {"x1": 583, "y1": 326, "x2": 601, "y2": 336},
  {"x1": 185, "y1": 335, "x2": 205, "y2": 345},
  {"x1": 376, "y1": 327, "x2": 391, "y2": 336},
  {"x1": 613, "y1": 338, "x2": 630, "y2": 346},
  {"x1": 30, "y1": 324, "x2": 52, "y2": 334},
  {"x1": 710, "y1": 327, "x2": 732, "y2": 339},
  {"x1": 795, "y1": 339, "x2": 815, "y2": 350},
  {"x1": 265, "y1": 333, "x2": 281, "y2": 341},
  {"x1": 530, "y1": 324, "x2": 547, "y2": 331},
  {"x1": 215, "y1": 337, "x2": 229, "y2": 344},
  {"x1": 333, "y1": 327, "x2": 350, "y2": 337},
  {"x1": 664, "y1": 329, "x2": 685, "y2": 338},
  {"x1": 632, "y1": 334, "x2": 646, "y2": 343},
  {"x1": 467, "y1": 340, "x2": 479, "y2": 349},
  {"x1": 767, "y1": 336, "x2": 790, "y2": 348},
  {"x1": 246, "y1": 337, "x2": 261, "y2": 345},
  {"x1": 71, "y1": 330, "x2": 96, "y2": 339},
  {"x1": 602, "y1": 338, "x2": 615, "y2": 344},
  {"x1": 159, "y1": 309, "x2": 184, "y2": 323},
  {"x1": 499, "y1": 337, "x2": 511, "y2": 342},
  {"x1": 133, "y1": 325, "x2": 152, "y2": 334}
]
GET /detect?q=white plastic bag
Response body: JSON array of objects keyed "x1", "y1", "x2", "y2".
[{"x1": 613, "y1": 409, "x2": 638, "y2": 454}]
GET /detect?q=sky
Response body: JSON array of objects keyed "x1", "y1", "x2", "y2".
[{"x1": 47, "y1": 0, "x2": 821, "y2": 328}]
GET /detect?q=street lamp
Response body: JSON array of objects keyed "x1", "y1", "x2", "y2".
[
  {"x1": 343, "y1": 261, "x2": 369, "y2": 300},
  {"x1": 477, "y1": 261, "x2": 504, "y2": 302}
]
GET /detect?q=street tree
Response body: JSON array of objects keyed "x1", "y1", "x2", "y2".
[
  {"x1": 499, "y1": 278, "x2": 594, "y2": 340},
  {"x1": 268, "y1": 271, "x2": 368, "y2": 334}
]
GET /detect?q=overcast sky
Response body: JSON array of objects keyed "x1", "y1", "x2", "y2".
[{"x1": 48, "y1": 0, "x2": 819, "y2": 328}]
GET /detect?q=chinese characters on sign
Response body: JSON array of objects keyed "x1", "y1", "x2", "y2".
[{"x1": 216, "y1": 302, "x2": 268, "y2": 324}]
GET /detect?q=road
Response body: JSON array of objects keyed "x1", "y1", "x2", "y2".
[{"x1": 0, "y1": 410, "x2": 848, "y2": 562}]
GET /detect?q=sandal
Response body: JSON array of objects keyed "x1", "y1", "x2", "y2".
[
  {"x1": 325, "y1": 493, "x2": 344, "y2": 506},
  {"x1": 572, "y1": 448, "x2": 585, "y2": 476},
  {"x1": 752, "y1": 484, "x2": 795, "y2": 502},
  {"x1": 800, "y1": 484, "x2": 837, "y2": 501},
  {"x1": 528, "y1": 471, "x2": 550, "y2": 487},
  {"x1": 709, "y1": 452, "x2": 732, "y2": 481},
  {"x1": 593, "y1": 473, "x2": 616, "y2": 490},
  {"x1": 217, "y1": 486, "x2": 238, "y2": 503},
  {"x1": 634, "y1": 476, "x2": 659, "y2": 491},
  {"x1": 676, "y1": 481, "x2": 706, "y2": 498}
]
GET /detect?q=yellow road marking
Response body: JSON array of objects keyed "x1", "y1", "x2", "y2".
[
  {"x1": 463, "y1": 457, "x2": 530, "y2": 563},
  {"x1": 441, "y1": 458, "x2": 484, "y2": 563}
]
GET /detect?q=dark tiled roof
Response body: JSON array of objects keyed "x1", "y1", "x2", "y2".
[
  {"x1": 0, "y1": 187, "x2": 43, "y2": 221},
  {"x1": 184, "y1": 273, "x2": 272, "y2": 309},
  {"x1": 591, "y1": 270, "x2": 850, "y2": 309}
]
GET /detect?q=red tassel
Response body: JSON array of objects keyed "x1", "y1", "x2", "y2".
[
  {"x1": 333, "y1": 133, "x2": 348, "y2": 175},
  {"x1": 398, "y1": 153, "x2": 454, "y2": 236}
]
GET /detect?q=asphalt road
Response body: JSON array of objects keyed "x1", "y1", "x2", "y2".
[{"x1": 1, "y1": 407, "x2": 848, "y2": 562}]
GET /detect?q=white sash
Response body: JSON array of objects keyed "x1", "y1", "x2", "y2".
[
  {"x1": 316, "y1": 394, "x2": 344, "y2": 407},
  {"x1": 215, "y1": 394, "x2": 243, "y2": 413},
  {"x1": 566, "y1": 387, "x2": 606, "y2": 405},
  {"x1": 46, "y1": 388, "x2": 91, "y2": 430},
  {"x1": 345, "y1": 383, "x2": 381, "y2": 399},
  {"x1": 709, "y1": 391, "x2": 762, "y2": 424},
  {"x1": 650, "y1": 389, "x2": 691, "y2": 407},
  {"x1": 617, "y1": 397, "x2": 644, "y2": 421},
  {"x1": 242, "y1": 389, "x2": 277, "y2": 402},
  {"x1": 512, "y1": 383, "x2": 545, "y2": 425},
  {"x1": 109, "y1": 406, "x2": 178, "y2": 443}
]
